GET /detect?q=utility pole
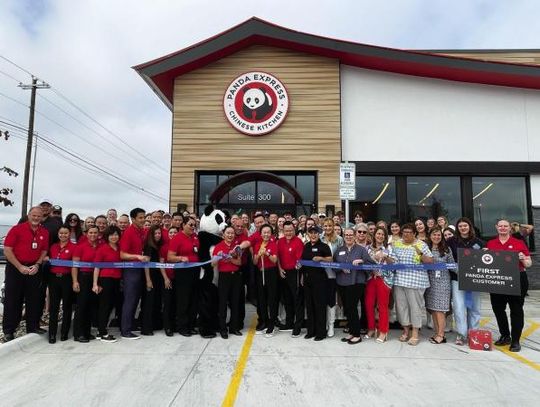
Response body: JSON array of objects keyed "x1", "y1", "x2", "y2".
[{"x1": 19, "y1": 77, "x2": 49, "y2": 217}]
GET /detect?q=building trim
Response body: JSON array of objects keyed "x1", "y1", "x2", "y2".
[{"x1": 133, "y1": 17, "x2": 540, "y2": 108}]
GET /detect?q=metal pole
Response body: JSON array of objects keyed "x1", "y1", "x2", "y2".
[
  {"x1": 19, "y1": 78, "x2": 49, "y2": 217},
  {"x1": 30, "y1": 132, "x2": 38, "y2": 207},
  {"x1": 20, "y1": 77, "x2": 37, "y2": 217},
  {"x1": 345, "y1": 160, "x2": 349, "y2": 228}
]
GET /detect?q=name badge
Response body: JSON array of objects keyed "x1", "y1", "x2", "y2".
[
  {"x1": 312, "y1": 248, "x2": 318, "y2": 252},
  {"x1": 193, "y1": 247, "x2": 198, "y2": 253},
  {"x1": 338, "y1": 251, "x2": 346, "y2": 255},
  {"x1": 32, "y1": 242, "x2": 38, "y2": 250}
]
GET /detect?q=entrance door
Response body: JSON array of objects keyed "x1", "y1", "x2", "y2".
[{"x1": 195, "y1": 171, "x2": 316, "y2": 216}]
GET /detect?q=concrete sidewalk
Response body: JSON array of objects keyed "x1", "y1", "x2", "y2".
[{"x1": 1, "y1": 293, "x2": 540, "y2": 406}]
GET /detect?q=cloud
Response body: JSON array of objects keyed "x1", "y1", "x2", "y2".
[{"x1": 0, "y1": 0, "x2": 539, "y2": 233}]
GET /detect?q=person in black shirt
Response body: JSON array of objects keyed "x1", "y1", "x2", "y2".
[{"x1": 301, "y1": 226, "x2": 332, "y2": 341}]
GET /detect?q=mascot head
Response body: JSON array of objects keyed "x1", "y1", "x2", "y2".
[{"x1": 199, "y1": 205, "x2": 228, "y2": 236}]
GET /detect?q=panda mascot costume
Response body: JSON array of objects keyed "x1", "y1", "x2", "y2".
[{"x1": 197, "y1": 205, "x2": 229, "y2": 338}]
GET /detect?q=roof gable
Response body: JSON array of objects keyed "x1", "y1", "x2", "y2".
[{"x1": 134, "y1": 17, "x2": 540, "y2": 109}]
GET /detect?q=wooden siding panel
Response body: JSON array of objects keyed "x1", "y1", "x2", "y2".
[{"x1": 171, "y1": 45, "x2": 341, "y2": 213}]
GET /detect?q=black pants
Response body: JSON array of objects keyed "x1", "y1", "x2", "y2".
[
  {"x1": 2, "y1": 262, "x2": 42, "y2": 334},
  {"x1": 97, "y1": 277, "x2": 120, "y2": 336},
  {"x1": 48, "y1": 273, "x2": 73, "y2": 338},
  {"x1": 142, "y1": 269, "x2": 164, "y2": 334},
  {"x1": 121, "y1": 268, "x2": 142, "y2": 335},
  {"x1": 281, "y1": 269, "x2": 304, "y2": 330},
  {"x1": 338, "y1": 284, "x2": 363, "y2": 337},
  {"x1": 237, "y1": 263, "x2": 250, "y2": 329},
  {"x1": 490, "y1": 273, "x2": 529, "y2": 341},
  {"x1": 73, "y1": 273, "x2": 95, "y2": 338},
  {"x1": 255, "y1": 267, "x2": 278, "y2": 330},
  {"x1": 218, "y1": 272, "x2": 241, "y2": 332},
  {"x1": 175, "y1": 267, "x2": 198, "y2": 332},
  {"x1": 304, "y1": 271, "x2": 327, "y2": 338},
  {"x1": 162, "y1": 279, "x2": 176, "y2": 332}
]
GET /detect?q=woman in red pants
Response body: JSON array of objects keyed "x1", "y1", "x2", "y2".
[{"x1": 366, "y1": 226, "x2": 397, "y2": 343}]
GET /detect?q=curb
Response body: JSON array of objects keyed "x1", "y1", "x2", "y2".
[{"x1": 0, "y1": 333, "x2": 43, "y2": 358}]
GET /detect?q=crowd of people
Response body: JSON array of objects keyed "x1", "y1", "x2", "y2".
[{"x1": 1, "y1": 199, "x2": 533, "y2": 353}]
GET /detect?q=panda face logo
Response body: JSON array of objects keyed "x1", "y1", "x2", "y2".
[
  {"x1": 242, "y1": 87, "x2": 273, "y2": 121},
  {"x1": 224, "y1": 71, "x2": 289, "y2": 136}
]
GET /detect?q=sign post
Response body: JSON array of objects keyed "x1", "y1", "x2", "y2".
[
  {"x1": 340, "y1": 162, "x2": 356, "y2": 226},
  {"x1": 457, "y1": 248, "x2": 521, "y2": 295}
]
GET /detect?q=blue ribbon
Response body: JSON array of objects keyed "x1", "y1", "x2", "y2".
[
  {"x1": 48, "y1": 255, "x2": 227, "y2": 269},
  {"x1": 298, "y1": 260, "x2": 457, "y2": 271}
]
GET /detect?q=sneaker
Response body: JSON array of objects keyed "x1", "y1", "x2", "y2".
[
  {"x1": 455, "y1": 335, "x2": 465, "y2": 346},
  {"x1": 279, "y1": 325, "x2": 294, "y2": 332},
  {"x1": 265, "y1": 328, "x2": 275, "y2": 338},
  {"x1": 100, "y1": 334, "x2": 117, "y2": 343},
  {"x1": 255, "y1": 322, "x2": 266, "y2": 332},
  {"x1": 121, "y1": 332, "x2": 140, "y2": 340},
  {"x1": 292, "y1": 329, "x2": 301, "y2": 338},
  {"x1": 327, "y1": 326, "x2": 335, "y2": 338}
]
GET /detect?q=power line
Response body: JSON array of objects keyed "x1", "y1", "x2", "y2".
[
  {"x1": 50, "y1": 88, "x2": 169, "y2": 174},
  {"x1": 36, "y1": 93, "x2": 168, "y2": 185},
  {"x1": 0, "y1": 95, "x2": 168, "y2": 187},
  {"x1": 0, "y1": 55, "x2": 33, "y2": 77},
  {"x1": 0, "y1": 69, "x2": 22, "y2": 83},
  {"x1": 3, "y1": 124, "x2": 168, "y2": 203},
  {"x1": 0, "y1": 91, "x2": 28, "y2": 108},
  {"x1": 0, "y1": 54, "x2": 169, "y2": 174}
]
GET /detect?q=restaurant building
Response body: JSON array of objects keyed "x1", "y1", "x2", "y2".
[{"x1": 134, "y1": 17, "x2": 540, "y2": 245}]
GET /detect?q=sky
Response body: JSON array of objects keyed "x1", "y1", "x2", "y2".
[{"x1": 1, "y1": 0, "x2": 539, "y2": 234}]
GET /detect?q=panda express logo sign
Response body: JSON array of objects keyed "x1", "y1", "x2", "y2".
[{"x1": 224, "y1": 72, "x2": 289, "y2": 136}]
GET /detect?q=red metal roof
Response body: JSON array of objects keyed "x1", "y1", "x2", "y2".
[{"x1": 133, "y1": 17, "x2": 540, "y2": 109}]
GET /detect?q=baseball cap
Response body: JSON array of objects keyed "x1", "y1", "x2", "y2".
[
  {"x1": 318, "y1": 213, "x2": 326, "y2": 218},
  {"x1": 163, "y1": 212, "x2": 172, "y2": 219},
  {"x1": 52, "y1": 205, "x2": 62, "y2": 212},
  {"x1": 40, "y1": 198, "x2": 53, "y2": 205},
  {"x1": 307, "y1": 225, "x2": 322, "y2": 234}
]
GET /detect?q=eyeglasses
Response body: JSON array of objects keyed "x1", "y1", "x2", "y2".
[
  {"x1": 69, "y1": 218, "x2": 79, "y2": 222},
  {"x1": 402, "y1": 230, "x2": 414, "y2": 234},
  {"x1": 187, "y1": 223, "x2": 196, "y2": 227},
  {"x1": 356, "y1": 230, "x2": 367, "y2": 234}
]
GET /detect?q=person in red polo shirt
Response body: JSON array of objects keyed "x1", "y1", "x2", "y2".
[
  {"x1": 277, "y1": 221, "x2": 305, "y2": 337},
  {"x1": 72, "y1": 225, "x2": 100, "y2": 342},
  {"x1": 2, "y1": 207, "x2": 49, "y2": 341},
  {"x1": 486, "y1": 219, "x2": 532, "y2": 352},
  {"x1": 46, "y1": 227, "x2": 76, "y2": 343},
  {"x1": 168, "y1": 216, "x2": 200, "y2": 337},
  {"x1": 236, "y1": 213, "x2": 273, "y2": 332},
  {"x1": 119, "y1": 208, "x2": 149, "y2": 340},
  {"x1": 93, "y1": 226, "x2": 123, "y2": 343},
  {"x1": 212, "y1": 226, "x2": 242, "y2": 339},
  {"x1": 232, "y1": 217, "x2": 251, "y2": 330}
]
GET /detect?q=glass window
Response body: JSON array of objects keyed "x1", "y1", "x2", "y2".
[
  {"x1": 407, "y1": 177, "x2": 461, "y2": 224},
  {"x1": 351, "y1": 176, "x2": 397, "y2": 222},
  {"x1": 227, "y1": 181, "x2": 256, "y2": 204},
  {"x1": 296, "y1": 175, "x2": 315, "y2": 203},
  {"x1": 472, "y1": 177, "x2": 527, "y2": 240},
  {"x1": 257, "y1": 181, "x2": 295, "y2": 204},
  {"x1": 199, "y1": 175, "x2": 217, "y2": 204}
]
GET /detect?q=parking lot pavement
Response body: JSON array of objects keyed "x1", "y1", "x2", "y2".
[{"x1": 1, "y1": 294, "x2": 540, "y2": 407}]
